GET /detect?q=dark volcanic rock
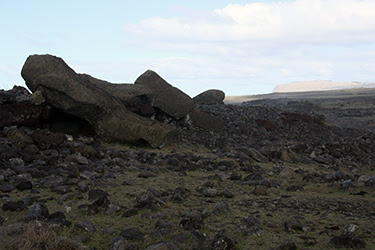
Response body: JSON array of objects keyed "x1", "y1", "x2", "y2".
[
  {"x1": 21, "y1": 55, "x2": 173, "y2": 148},
  {"x1": 193, "y1": 89, "x2": 225, "y2": 105},
  {"x1": 88, "y1": 189, "x2": 109, "y2": 200},
  {"x1": 0, "y1": 104, "x2": 50, "y2": 128},
  {"x1": 27, "y1": 203, "x2": 49, "y2": 220},
  {"x1": 188, "y1": 109, "x2": 225, "y2": 132},
  {"x1": 75, "y1": 220, "x2": 97, "y2": 232},
  {"x1": 212, "y1": 230, "x2": 236, "y2": 250},
  {"x1": 2, "y1": 201, "x2": 27, "y2": 212},
  {"x1": 135, "y1": 70, "x2": 194, "y2": 119},
  {"x1": 240, "y1": 215, "x2": 263, "y2": 235},
  {"x1": 120, "y1": 227, "x2": 145, "y2": 241}
]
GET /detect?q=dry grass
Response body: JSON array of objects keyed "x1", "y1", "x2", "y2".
[{"x1": 0, "y1": 221, "x2": 86, "y2": 250}]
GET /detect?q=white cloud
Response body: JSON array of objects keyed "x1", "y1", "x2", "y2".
[
  {"x1": 120, "y1": 1, "x2": 375, "y2": 95},
  {"x1": 125, "y1": 0, "x2": 375, "y2": 49}
]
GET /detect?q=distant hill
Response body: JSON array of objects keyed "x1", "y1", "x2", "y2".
[{"x1": 273, "y1": 80, "x2": 375, "y2": 93}]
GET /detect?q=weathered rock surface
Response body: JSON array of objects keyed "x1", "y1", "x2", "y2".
[
  {"x1": 21, "y1": 54, "x2": 173, "y2": 148},
  {"x1": 79, "y1": 74, "x2": 154, "y2": 116},
  {"x1": 135, "y1": 70, "x2": 194, "y2": 119},
  {"x1": 188, "y1": 109, "x2": 225, "y2": 132},
  {"x1": 193, "y1": 89, "x2": 225, "y2": 105}
]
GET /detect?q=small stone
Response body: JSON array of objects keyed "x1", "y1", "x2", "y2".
[
  {"x1": 87, "y1": 189, "x2": 109, "y2": 200},
  {"x1": 0, "y1": 183, "x2": 16, "y2": 193},
  {"x1": 111, "y1": 237, "x2": 139, "y2": 250},
  {"x1": 16, "y1": 181, "x2": 33, "y2": 191},
  {"x1": 253, "y1": 185, "x2": 268, "y2": 196},
  {"x1": 77, "y1": 181, "x2": 89, "y2": 192},
  {"x1": 284, "y1": 216, "x2": 305, "y2": 232},
  {"x1": 279, "y1": 241, "x2": 298, "y2": 250},
  {"x1": 2, "y1": 201, "x2": 27, "y2": 212},
  {"x1": 173, "y1": 233, "x2": 190, "y2": 244},
  {"x1": 75, "y1": 221, "x2": 96, "y2": 232},
  {"x1": 122, "y1": 208, "x2": 139, "y2": 218},
  {"x1": 213, "y1": 200, "x2": 231, "y2": 214},
  {"x1": 229, "y1": 172, "x2": 242, "y2": 180},
  {"x1": 240, "y1": 215, "x2": 263, "y2": 236},
  {"x1": 155, "y1": 219, "x2": 174, "y2": 229},
  {"x1": 218, "y1": 190, "x2": 234, "y2": 198},
  {"x1": 120, "y1": 227, "x2": 145, "y2": 241},
  {"x1": 203, "y1": 188, "x2": 217, "y2": 197},
  {"x1": 138, "y1": 171, "x2": 157, "y2": 178},
  {"x1": 212, "y1": 230, "x2": 236, "y2": 250},
  {"x1": 286, "y1": 185, "x2": 304, "y2": 192},
  {"x1": 28, "y1": 203, "x2": 49, "y2": 220},
  {"x1": 49, "y1": 211, "x2": 71, "y2": 226}
]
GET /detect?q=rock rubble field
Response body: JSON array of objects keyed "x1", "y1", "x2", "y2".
[{"x1": 0, "y1": 55, "x2": 374, "y2": 249}]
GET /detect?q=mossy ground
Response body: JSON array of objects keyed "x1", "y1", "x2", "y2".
[{"x1": 1, "y1": 144, "x2": 375, "y2": 249}]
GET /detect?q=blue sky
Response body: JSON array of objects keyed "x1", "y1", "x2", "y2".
[{"x1": 1, "y1": 0, "x2": 375, "y2": 96}]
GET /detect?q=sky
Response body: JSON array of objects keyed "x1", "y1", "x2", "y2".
[{"x1": 1, "y1": 0, "x2": 375, "y2": 96}]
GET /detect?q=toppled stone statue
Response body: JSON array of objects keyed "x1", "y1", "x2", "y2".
[{"x1": 21, "y1": 54, "x2": 173, "y2": 148}]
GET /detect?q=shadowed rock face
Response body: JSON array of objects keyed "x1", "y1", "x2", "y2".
[
  {"x1": 135, "y1": 70, "x2": 195, "y2": 119},
  {"x1": 21, "y1": 54, "x2": 174, "y2": 148}
]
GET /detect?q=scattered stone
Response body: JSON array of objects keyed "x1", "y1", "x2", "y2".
[
  {"x1": 279, "y1": 241, "x2": 298, "y2": 250},
  {"x1": 28, "y1": 203, "x2": 49, "y2": 220},
  {"x1": 240, "y1": 215, "x2": 263, "y2": 236},
  {"x1": 49, "y1": 211, "x2": 71, "y2": 226},
  {"x1": 253, "y1": 185, "x2": 268, "y2": 196},
  {"x1": 212, "y1": 230, "x2": 236, "y2": 250},
  {"x1": 138, "y1": 171, "x2": 157, "y2": 178},
  {"x1": 0, "y1": 183, "x2": 16, "y2": 193},
  {"x1": 120, "y1": 227, "x2": 145, "y2": 241},
  {"x1": 75, "y1": 220, "x2": 97, "y2": 232},
  {"x1": 135, "y1": 193, "x2": 164, "y2": 210},
  {"x1": 229, "y1": 172, "x2": 242, "y2": 180},
  {"x1": 111, "y1": 237, "x2": 139, "y2": 250},
  {"x1": 330, "y1": 224, "x2": 366, "y2": 248},
  {"x1": 2, "y1": 201, "x2": 27, "y2": 212},
  {"x1": 213, "y1": 200, "x2": 231, "y2": 214},
  {"x1": 179, "y1": 209, "x2": 204, "y2": 230},
  {"x1": 191, "y1": 230, "x2": 209, "y2": 250},
  {"x1": 123, "y1": 208, "x2": 139, "y2": 218},
  {"x1": 87, "y1": 189, "x2": 109, "y2": 200},
  {"x1": 155, "y1": 219, "x2": 174, "y2": 229},
  {"x1": 284, "y1": 216, "x2": 305, "y2": 232},
  {"x1": 16, "y1": 181, "x2": 33, "y2": 191},
  {"x1": 203, "y1": 188, "x2": 218, "y2": 198},
  {"x1": 286, "y1": 185, "x2": 304, "y2": 192},
  {"x1": 218, "y1": 190, "x2": 234, "y2": 198},
  {"x1": 173, "y1": 233, "x2": 190, "y2": 244}
]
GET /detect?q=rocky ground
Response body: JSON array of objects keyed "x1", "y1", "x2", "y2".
[{"x1": 1, "y1": 86, "x2": 375, "y2": 249}]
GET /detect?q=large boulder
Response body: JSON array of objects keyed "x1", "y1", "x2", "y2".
[
  {"x1": 193, "y1": 89, "x2": 225, "y2": 105},
  {"x1": 135, "y1": 70, "x2": 194, "y2": 119},
  {"x1": 21, "y1": 54, "x2": 173, "y2": 148}
]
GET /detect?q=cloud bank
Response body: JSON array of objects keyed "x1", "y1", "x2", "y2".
[{"x1": 123, "y1": 0, "x2": 375, "y2": 96}]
